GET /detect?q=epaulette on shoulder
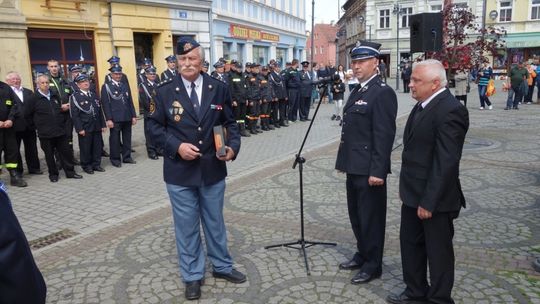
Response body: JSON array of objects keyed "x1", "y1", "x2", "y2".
[{"x1": 157, "y1": 77, "x2": 173, "y2": 88}]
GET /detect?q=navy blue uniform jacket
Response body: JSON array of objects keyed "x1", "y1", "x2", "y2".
[
  {"x1": 399, "y1": 89, "x2": 469, "y2": 213},
  {"x1": 0, "y1": 188, "x2": 46, "y2": 304},
  {"x1": 148, "y1": 73, "x2": 240, "y2": 187},
  {"x1": 335, "y1": 76, "x2": 397, "y2": 178}
]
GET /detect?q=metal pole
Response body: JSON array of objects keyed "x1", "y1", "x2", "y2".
[
  {"x1": 369, "y1": 25, "x2": 371, "y2": 41},
  {"x1": 395, "y1": 4, "x2": 400, "y2": 90},
  {"x1": 311, "y1": 0, "x2": 315, "y2": 72}
]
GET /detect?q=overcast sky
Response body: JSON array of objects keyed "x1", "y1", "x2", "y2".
[{"x1": 306, "y1": 0, "x2": 343, "y2": 29}]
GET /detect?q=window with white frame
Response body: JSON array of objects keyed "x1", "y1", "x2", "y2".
[
  {"x1": 430, "y1": 4, "x2": 442, "y2": 12},
  {"x1": 532, "y1": 0, "x2": 540, "y2": 19},
  {"x1": 500, "y1": 1, "x2": 512, "y2": 22},
  {"x1": 379, "y1": 9, "x2": 390, "y2": 28},
  {"x1": 238, "y1": 0, "x2": 244, "y2": 14},
  {"x1": 401, "y1": 7, "x2": 413, "y2": 28},
  {"x1": 221, "y1": 0, "x2": 228, "y2": 10}
]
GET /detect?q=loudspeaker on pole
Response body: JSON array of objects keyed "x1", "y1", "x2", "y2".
[{"x1": 409, "y1": 12, "x2": 443, "y2": 53}]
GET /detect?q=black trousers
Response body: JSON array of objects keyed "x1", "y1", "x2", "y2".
[
  {"x1": 270, "y1": 101, "x2": 279, "y2": 125},
  {"x1": 78, "y1": 131, "x2": 103, "y2": 170},
  {"x1": 403, "y1": 79, "x2": 410, "y2": 93},
  {"x1": 278, "y1": 98, "x2": 288, "y2": 123},
  {"x1": 143, "y1": 117, "x2": 156, "y2": 155},
  {"x1": 346, "y1": 174, "x2": 387, "y2": 275},
  {"x1": 0, "y1": 128, "x2": 21, "y2": 171},
  {"x1": 288, "y1": 89, "x2": 300, "y2": 121},
  {"x1": 109, "y1": 121, "x2": 132, "y2": 164},
  {"x1": 39, "y1": 135, "x2": 75, "y2": 177},
  {"x1": 15, "y1": 129, "x2": 40, "y2": 174},
  {"x1": 234, "y1": 102, "x2": 247, "y2": 123},
  {"x1": 299, "y1": 96, "x2": 311, "y2": 120},
  {"x1": 455, "y1": 95, "x2": 467, "y2": 107},
  {"x1": 400, "y1": 205, "x2": 459, "y2": 304}
]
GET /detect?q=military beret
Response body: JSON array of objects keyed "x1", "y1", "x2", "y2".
[
  {"x1": 350, "y1": 40, "x2": 381, "y2": 61},
  {"x1": 109, "y1": 64, "x2": 123, "y2": 73},
  {"x1": 74, "y1": 74, "x2": 89, "y2": 83},
  {"x1": 145, "y1": 66, "x2": 157, "y2": 74},
  {"x1": 213, "y1": 61, "x2": 224, "y2": 68},
  {"x1": 107, "y1": 56, "x2": 120, "y2": 64},
  {"x1": 176, "y1": 36, "x2": 200, "y2": 55},
  {"x1": 165, "y1": 55, "x2": 176, "y2": 62},
  {"x1": 69, "y1": 65, "x2": 83, "y2": 72}
]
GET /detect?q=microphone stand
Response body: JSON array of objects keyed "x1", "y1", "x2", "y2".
[{"x1": 264, "y1": 83, "x2": 337, "y2": 275}]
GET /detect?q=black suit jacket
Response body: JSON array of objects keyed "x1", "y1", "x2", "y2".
[
  {"x1": 148, "y1": 73, "x2": 240, "y2": 187},
  {"x1": 11, "y1": 87, "x2": 35, "y2": 132},
  {"x1": 0, "y1": 189, "x2": 46, "y2": 304},
  {"x1": 335, "y1": 75, "x2": 397, "y2": 178},
  {"x1": 399, "y1": 89, "x2": 469, "y2": 213}
]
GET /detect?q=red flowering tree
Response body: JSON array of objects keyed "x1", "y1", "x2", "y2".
[{"x1": 431, "y1": 1, "x2": 506, "y2": 81}]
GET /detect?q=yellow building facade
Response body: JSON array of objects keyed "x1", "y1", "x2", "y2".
[{"x1": 1, "y1": 0, "x2": 178, "y2": 111}]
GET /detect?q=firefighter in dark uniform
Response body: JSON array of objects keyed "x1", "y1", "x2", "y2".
[
  {"x1": 211, "y1": 61, "x2": 228, "y2": 84},
  {"x1": 246, "y1": 63, "x2": 262, "y2": 134},
  {"x1": 202, "y1": 60, "x2": 210, "y2": 75},
  {"x1": 228, "y1": 61, "x2": 250, "y2": 137},
  {"x1": 0, "y1": 81, "x2": 27, "y2": 187},
  {"x1": 101, "y1": 65, "x2": 138, "y2": 167},
  {"x1": 105, "y1": 56, "x2": 132, "y2": 91},
  {"x1": 70, "y1": 74, "x2": 106, "y2": 174},
  {"x1": 138, "y1": 58, "x2": 159, "y2": 85},
  {"x1": 259, "y1": 65, "x2": 274, "y2": 131},
  {"x1": 139, "y1": 66, "x2": 159, "y2": 159},
  {"x1": 335, "y1": 40, "x2": 397, "y2": 285},
  {"x1": 299, "y1": 61, "x2": 314, "y2": 121},
  {"x1": 269, "y1": 61, "x2": 288, "y2": 127},
  {"x1": 243, "y1": 62, "x2": 251, "y2": 79},
  {"x1": 25, "y1": 75, "x2": 82, "y2": 182},
  {"x1": 47, "y1": 59, "x2": 77, "y2": 165},
  {"x1": 161, "y1": 55, "x2": 177, "y2": 81},
  {"x1": 284, "y1": 59, "x2": 301, "y2": 122},
  {"x1": 68, "y1": 65, "x2": 83, "y2": 92}
]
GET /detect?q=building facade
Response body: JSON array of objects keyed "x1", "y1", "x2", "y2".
[
  {"x1": 211, "y1": 0, "x2": 307, "y2": 67},
  {"x1": 336, "y1": 0, "x2": 366, "y2": 69},
  {"x1": 485, "y1": 0, "x2": 540, "y2": 71},
  {"x1": 306, "y1": 23, "x2": 338, "y2": 67}
]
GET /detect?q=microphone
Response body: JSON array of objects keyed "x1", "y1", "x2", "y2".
[{"x1": 313, "y1": 74, "x2": 340, "y2": 85}]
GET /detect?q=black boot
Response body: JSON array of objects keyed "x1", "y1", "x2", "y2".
[
  {"x1": 239, "y1": 122, "x2": 251, "y2": 137},
  {"x1": 9, "y1": 170, "x2": 27, "y2": 187},
  {"x1": 249, "y1": 120, "x2": 258, "y2": 135},
  {"x1": 261, "y1": 118, "x2": 269, "y2": 131},
  {"x1": 267, "y1": 118, "x2": 275, "y2": 130}
]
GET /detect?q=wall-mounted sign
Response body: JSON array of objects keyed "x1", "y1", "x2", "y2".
[
  {"x1": 178, "y1": 11, "x2": 188, "y2": 19},
  {"x1": 230, "y1": 24, "x2": 279, "y2": 42}
]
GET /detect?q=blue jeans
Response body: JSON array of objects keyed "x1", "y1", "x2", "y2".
[
  {"x1": 166, "y1": 179, "x2": 232, "y2": 282},
  {"x1": 536, "y1": 76, "x2": 540, "y2": 99},
  {"x1": 506, "y1": 87, "x2": 515, "y2": 108},
  {"x1": 478, "y1": 85, "x2": 491, "y2": 107}
]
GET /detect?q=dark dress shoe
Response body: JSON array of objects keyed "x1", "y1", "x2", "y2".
[
  {"x1": 29, "y1": 169, "x2": 43, "y2": 175},
  {"x1": 339, "y1": 259, "x2": 363, "y2": 270},
  {"x1": 351, "y1": 271, "x2": 381, "y2": 284},
  {"x1": 93, "y1": 166, "x2": 105, "y2": 172},
  {"x1": 184, "y1": 280, "x2": 202, "y2": 300},
  {"x1": 123, "y1": 159, "x2": 137, "y2": 164},
  {"x1": 101, "y1": 150, "x2": 110, "y2": 157},
  {"x1": 73, "y1": 159, "x2": 81, "y2": 166},
  {"x1": 212, "y1": 269, "x2": 246, "y2": 283},
  {"x1": 49, "y1": 175, "x2": 59, "y2": 182},
  {"x1": 386, "y1": 292, "x2": 426, "y2": 304},
  {"x1": 111, "y1": 162, "x2": 122, "y2": 168},
  {"x1": 148, "y1": 154, "x2": 159, "y2": 160},
  {"x1": 66, "y1": 173, "x2": 83, "y2": 179},
  {"x1": 83, "y1": 168, "x2": 94, "y2": 174}
]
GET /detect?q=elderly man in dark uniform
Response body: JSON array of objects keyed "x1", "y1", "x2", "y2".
[
  {"x1": 0, "y1": 182, "x2": 46, "y2": 303},
  {"x1": 101, "y1": 65, "x2": 137, "y2": 167},
  {"x1": 299, "y1": 61, "x2": 314, "y2": 121},
  {"x1": 6, "y1": 71, "x2": 41, "y2": 177},
  {"x1": 386, "y1": 59, "x2": 469, "y2": 304},
  {"x1": 25, "y1": 74, "x2": 83, "y2": 182},
  {"x1": 148, "y1": 37, "x2": 245, "y2": 301},
  {"x1": 70, "y1": 74, "x2": 106, "y2": 174},
  {"x1": 161, "y1": 55, "x2": 177, "y2": 81},
  {"x1": 139, "y1": 66, "x2": 159, "y2": 160},
  {"x1": 335, "y1": 40, "x2": 398, "y2": 284}
]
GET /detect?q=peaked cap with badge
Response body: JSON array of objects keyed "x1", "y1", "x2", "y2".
[{"x1": 350, "y1": 40, "x2": 381, "y2": 61}]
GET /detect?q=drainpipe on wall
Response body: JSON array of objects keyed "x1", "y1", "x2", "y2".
[
  {"x1": 208, "y1": 7, "x2": 215, "y2": 66},
  {"x1": 108, "y1": 1, "x2": 116, "y2": 55}
]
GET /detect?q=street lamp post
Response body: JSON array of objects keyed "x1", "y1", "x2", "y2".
[{"x1": 393, "y1": 3, "x2": 403, "y2": 91}]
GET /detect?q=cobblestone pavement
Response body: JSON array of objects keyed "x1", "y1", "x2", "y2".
[{"x1": 11, "y1": 82, "x2": 540, "y2": 303}]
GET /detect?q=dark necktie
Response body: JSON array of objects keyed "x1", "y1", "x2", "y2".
[
  {"x1": 412, "y1": 102, "x2": 423, "y2": 122},
  {"x1": 190, "y1": 82, "x2": 199, "y2": 117}
]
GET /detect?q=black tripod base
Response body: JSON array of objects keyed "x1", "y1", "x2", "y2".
[{"x1": 265, "y1": 240, "x2": 337, "y2": 275}]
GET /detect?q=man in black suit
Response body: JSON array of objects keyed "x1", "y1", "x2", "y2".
[
  {"x1": 335, "y1": 40, "x2": 398, "y2": 285},
  {"x1": 0, "y1": 183, "x2": 47, "y2": 303},
  {"x1": 386, "y1": 59, "x2": 469, "y2": 304},
  {"x1": 5, "y1": 71, "x2": 42, "y2": 177}
]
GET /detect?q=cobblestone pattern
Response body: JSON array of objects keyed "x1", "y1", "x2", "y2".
[{"x1": 28, "y1": 86, "x2": 540, "y2": 302}]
